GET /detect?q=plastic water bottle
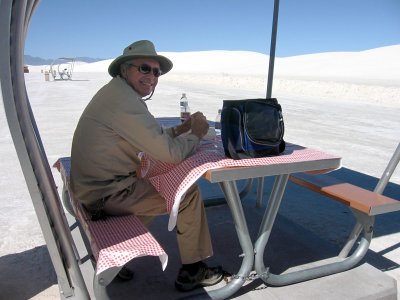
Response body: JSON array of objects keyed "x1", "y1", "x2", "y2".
[
  {"x1": 180, "y1": 93, "x2": 191, "y2": 122},
  {"x1": 215, "y1": 109, "x2": 222, "y2": 136}
]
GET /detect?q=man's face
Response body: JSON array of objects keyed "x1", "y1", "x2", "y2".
[{"x1": 124, "y1": 58, "x2": 161, "y2": 97}]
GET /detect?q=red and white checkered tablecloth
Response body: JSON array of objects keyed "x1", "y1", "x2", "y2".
[
  {"x1": 54, "y1": 157, "x2": 168, "y2": 277},
  {"x1": 139, "y1": 141, "x2": 340, "y2": 230}
]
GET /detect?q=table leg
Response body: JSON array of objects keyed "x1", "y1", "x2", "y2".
[
  {"x1": 203, "y1": 179, "x2": 254, "y2": 207},
  {"x1": 179, "y1": 180, "x2": 254, "y2": 300},
  {"x1": 254, "y1": 174, "x2": 289, "y2": 281},
  {"x1": 256, "y1": 177, "x2": 265, "y2": 208},
  {"x1": 254, "y1": 175, "x2": 373, "y2": 287}
]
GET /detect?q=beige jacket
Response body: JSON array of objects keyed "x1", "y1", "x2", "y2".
[{"x1": 70, "y1": 76, "x2": 199, "y2": 209}]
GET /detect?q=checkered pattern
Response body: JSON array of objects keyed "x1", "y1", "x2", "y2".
[
  {"x1": 139, "y1": 142, "x2": 340, "y2": 230},
  {"x1": 53, "y1": 158, "x2": 168, "y2": 276},
  {"x1": 53, "y1": 141, "x2": 338, "y2": 274}
]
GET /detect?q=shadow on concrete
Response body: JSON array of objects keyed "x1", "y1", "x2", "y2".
[
  {"x1": 1, "y1": 167, "x2": 398, "y2": 299},
  {"x1": 0, "y1": 246, "x2": 57, "y2": 300},
  {"x1": 282, "y1": 167, "x2": 400, "y2": 241},
  {"x1": 104, "y1": 167, "x2": 399, "y2": 299}
]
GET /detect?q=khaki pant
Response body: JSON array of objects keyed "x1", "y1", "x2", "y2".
[{"x1": 103, "y1": 178, "x2": 213, "y2": 264}]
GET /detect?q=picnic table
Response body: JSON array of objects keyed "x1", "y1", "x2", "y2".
[{"x1": 137, "y1": 138, "x2": 341, "y2": 298}]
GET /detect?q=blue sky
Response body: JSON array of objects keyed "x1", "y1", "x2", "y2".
[{"x1": 25, "y1": 0, "x2": 400, "y2": 59}]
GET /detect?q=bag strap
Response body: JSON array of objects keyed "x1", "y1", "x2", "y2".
[
  {"x1": 227, "y1": 138, "x2": 239, "y2": 159},
  {"x1": 227, "y1": 138, "x2": 251, "y2": 160},
  {"x1": 227, "y1": 138, "x2": 241, "y2": 160}
]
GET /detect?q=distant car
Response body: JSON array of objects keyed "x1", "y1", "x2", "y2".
[{"x1": 23, "y1": 65, "x2": 29, "y2": 73}]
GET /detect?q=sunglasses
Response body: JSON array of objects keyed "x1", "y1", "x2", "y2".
[{"x1": 126, "y1": 63, "x2": 162, "y2": 77}]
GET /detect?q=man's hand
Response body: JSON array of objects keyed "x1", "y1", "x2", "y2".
[
  {"x1": 178, "y1": 115, "x2": 193, "y2": 134},
  {"x1": 190, "y1": 112, "x2": 209, "y2": 139},
  {"x1": 173, "y1": 112, "x2": 208, "y2": 138}
]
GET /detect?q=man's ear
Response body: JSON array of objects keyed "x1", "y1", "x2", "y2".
[{"x1": 120, "y1": 65, "x2": 127, "y2": 78}]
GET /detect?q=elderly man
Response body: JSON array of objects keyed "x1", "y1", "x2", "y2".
[{"x1": 70, "y1": 40, "x2": 225, "y2": 291}]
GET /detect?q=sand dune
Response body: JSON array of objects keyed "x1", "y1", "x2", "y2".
[
  {"x1": 30, "y1": 45, "x2": 400, "y2": 84},
  {"x1": 28, "y1": 45, "x2": 400, "y2": 107}
]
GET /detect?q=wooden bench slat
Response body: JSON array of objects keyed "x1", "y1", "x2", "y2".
[{"x1": 289, "y1": 173, "x2": 400, "y2": 216}]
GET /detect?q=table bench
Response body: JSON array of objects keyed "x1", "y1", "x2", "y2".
[
  {"x1": 288, "y1": 171, "x2": 400, "y2": 265},
  {"x1": 289, "y1": 172, "x2": 400, "y2": 216},
  {"x1": 53, "y1": 157, "x2": 168, "y2": 299}
]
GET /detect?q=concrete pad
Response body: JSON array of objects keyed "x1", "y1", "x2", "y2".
[
  {"x1": 84, "y1": 178, "x2": 398, "y2": 299},
  {"x1": 240, "y1": 263, "x2": 397, "y2": 300},
  {"x1": 2, "y1": 170, "x2": 398, "y2": 299}
]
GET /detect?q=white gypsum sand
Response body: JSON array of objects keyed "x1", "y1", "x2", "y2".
[{"x1": 0, "y1": 46, "x2": 399, "y2": 297}]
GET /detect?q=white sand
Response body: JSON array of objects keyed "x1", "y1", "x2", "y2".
[{"x1": 1, "y1": 46, "x2": 399, "y2": 297}]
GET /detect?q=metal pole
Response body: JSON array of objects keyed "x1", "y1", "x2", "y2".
[
  {"x1": 178, "y1": 181, "x2": 254, "y2": 300},
  {"x1": 374, "y1": 142, "x2": 400, "y2": 195},
  {"x1": 0, "y1": 0, "x2": 89, "y2": 298},
  {"x1": 257, "y1": 0, "x2": 280, "y2": 207},
  {"x1": 266, "y1": 0, "x2": 280, "y2": 98}
]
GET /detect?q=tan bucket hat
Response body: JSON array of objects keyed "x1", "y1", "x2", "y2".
[{"x1": 108, "y1": 40, "x2": 173, "y2": 77}]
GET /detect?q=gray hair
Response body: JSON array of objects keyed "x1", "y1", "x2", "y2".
[
  {"x1": 119, "y1": 60, "x2": 137, "y2": 78},
  {"x1": 119, "y1": 63, "x2": 129, "y2": 79}
]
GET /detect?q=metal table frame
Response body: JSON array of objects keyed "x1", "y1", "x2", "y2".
[{"x1": 181, "y1": 157, "x2": 342, "y2": 300}]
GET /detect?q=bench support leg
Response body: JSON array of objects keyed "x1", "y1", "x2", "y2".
[
  {"x1": 254, "y1": 177, "x2": 375, "y2": 286},
  {"x1": 62, "y1": 185, "x2": 76, "y2": 217},
  {"x1": 339, "y1": 211, "x2": 375, "y2": 258},
  {"x1": 93, "y1": 276, "x2": 110, "y2": 300},
  {"x1": 339, "y1": 222, "x2": 363, "y2": 258},
  {"x1": 93, "y1": 267, "x2": 125, "y2": 300}
]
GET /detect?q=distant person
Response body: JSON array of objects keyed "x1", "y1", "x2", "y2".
[{"x1": 70, "y1": 40, "x2": 226, "y2": 291}]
